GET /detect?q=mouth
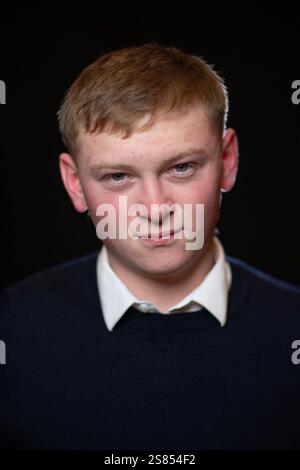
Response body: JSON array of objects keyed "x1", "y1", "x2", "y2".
[
  {"x1": 139, "y1": 229, "x2": 174, "y2": 238},
  {"x1": 138, "y1": 229, "x2": 182, "y2": 244}
]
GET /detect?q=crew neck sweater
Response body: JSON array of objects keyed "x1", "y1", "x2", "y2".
[{"x1": 0, "y1": 251, "x2": 300, "y2": 450}]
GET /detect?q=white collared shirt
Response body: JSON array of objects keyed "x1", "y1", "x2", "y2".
[{"x1": 96, "y1": 236, "x2": 232, "y2": 332}]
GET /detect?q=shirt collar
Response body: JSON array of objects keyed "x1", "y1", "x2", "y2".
[{"x1": 96, "y1": 236, "x2": 232, "y2": 332}]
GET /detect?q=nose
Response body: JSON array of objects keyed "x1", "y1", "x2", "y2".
[{"x1": 138, "y1": 177, "x2": 174, "y2": 226}]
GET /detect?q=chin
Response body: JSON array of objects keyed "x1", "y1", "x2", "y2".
[{"x1": 136, "y1": 255, "x2": 189, "y2": 277}]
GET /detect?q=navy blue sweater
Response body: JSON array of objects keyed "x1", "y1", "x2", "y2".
[{"x1": 0, "y1": 251, "x2": 300, "y2": 450}]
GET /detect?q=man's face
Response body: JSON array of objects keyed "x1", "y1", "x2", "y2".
[{"x1": 59, "y1": 103, "x2": 238, "y2": 280}]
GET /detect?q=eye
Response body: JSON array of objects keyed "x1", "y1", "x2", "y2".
[
  {"x1": 105, "y1": 172, "x2": 127, "y2": 182},
  {"x1": 172, "y1": 162, "x2": 194, "y2": 174}
]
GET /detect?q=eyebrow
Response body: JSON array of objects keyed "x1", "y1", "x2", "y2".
[{"x1": 89, "y1": 148, "x2": 208, "y2": 175}]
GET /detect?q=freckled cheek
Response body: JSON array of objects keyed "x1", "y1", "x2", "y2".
[
  {"x1": 83, "y1": 183, "x2": 117, "y2": 214},
  {"x1": 181, "y1": 182, "x2": 216, "y2": 205},
  {"x1": 182, "y1": 186, "x2": 220, "y2": 236}
]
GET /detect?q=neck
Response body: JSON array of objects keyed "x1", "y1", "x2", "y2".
[{"x1": 106, "y1": 238, "x2": 216, "y2": 311}]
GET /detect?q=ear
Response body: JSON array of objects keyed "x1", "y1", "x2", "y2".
[
  {"x1": 59, "y1": 152, "x2": 87, "y2": 213},
  {"x1": 220, "y1": 128, "x2": 239, "y2": 193}
]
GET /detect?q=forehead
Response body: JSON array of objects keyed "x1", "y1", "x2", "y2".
[{"x1": 77, "y1": 104, "x2": 219, "y2": 167}]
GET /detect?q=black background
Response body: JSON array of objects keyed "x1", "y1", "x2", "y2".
[{"x1": 1, "y1": 4, "x2": 300, "y2": 288}]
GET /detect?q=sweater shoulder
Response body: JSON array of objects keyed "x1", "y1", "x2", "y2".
[
  {"x1": 227, "y1": 255, "x2": 300, "y2": 313},
  {"x1": 0, "y1": 251, "x2": 99, "y2": 318}
]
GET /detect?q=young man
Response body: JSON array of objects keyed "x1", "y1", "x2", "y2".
[{"x1": 1, "y1": 43, "x2": 300, "y2": 450}]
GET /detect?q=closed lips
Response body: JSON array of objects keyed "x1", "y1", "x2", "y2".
[{"x1": 139, "y1": 229, "x2": 181, "y2": 238}]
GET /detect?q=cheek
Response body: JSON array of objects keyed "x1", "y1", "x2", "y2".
[
  {"x1": 184, "y1": 179, "x2": 220, "y2": 205},
  {"x1": 186, "y1": 180, "x2": 221, "y2": 232},
  {"x1": 83, "y1": 182, "x2": 118, "y2": 215}
]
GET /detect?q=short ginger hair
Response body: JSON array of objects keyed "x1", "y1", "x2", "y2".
[{"x1": 57, "y1": 42, "x2": 229, "y2": 159}]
